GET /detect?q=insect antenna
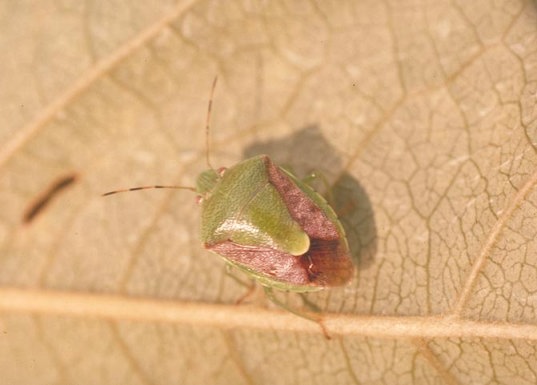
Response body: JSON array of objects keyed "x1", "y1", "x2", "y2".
[
  {"x1": 103, "y1": 78, "x2": 218, "y2": 198},
  {"x1": 205, "y1": 76, "x2": 218, "y2": 170},
  {"x1": 102, "y1": 185, "x2": 196, "y2": 197}
]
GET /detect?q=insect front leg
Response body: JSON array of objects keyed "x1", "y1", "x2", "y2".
[{"x1": 224, "y1": 263, "x2": 257, "y2": 304}]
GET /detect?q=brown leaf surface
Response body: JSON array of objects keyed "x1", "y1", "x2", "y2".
[{"x1": 1, "y1": 1, "x2": 537, "y2": 384}]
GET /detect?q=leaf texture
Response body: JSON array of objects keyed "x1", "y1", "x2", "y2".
[{"x1": 1, "y1": 0, "x2": 537, "y2": 384}]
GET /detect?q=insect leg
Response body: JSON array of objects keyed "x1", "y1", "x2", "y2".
[
  {"x1": 224, "y1": 264, "x2": 257, "y2": 304},
  {"x1": 263, "y1": 286, "x2": 330, "y2": 339}
]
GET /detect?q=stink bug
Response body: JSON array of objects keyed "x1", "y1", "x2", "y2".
[
  {"x1": 196, "y1": 155, "x2": 354, "y2": 292},
  {"x1": 104, "y1": 78, "x2": 355, "y2": 328}
]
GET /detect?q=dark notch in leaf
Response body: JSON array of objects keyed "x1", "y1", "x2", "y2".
[{"x1": 22, "y1": 173, "x2": 78, "y2": 224}]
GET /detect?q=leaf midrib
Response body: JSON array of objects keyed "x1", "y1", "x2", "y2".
[{"x1": 1, "y1": 287, "x2": 536, "y2": 340}]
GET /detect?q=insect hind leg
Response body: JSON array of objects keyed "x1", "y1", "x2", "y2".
[{"x1": 263, "y1": 286, "x2": 331, "y2": 339}]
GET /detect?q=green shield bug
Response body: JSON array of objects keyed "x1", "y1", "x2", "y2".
[
  {"x1": 196, "y1": 155, "x2": 354, "y2": 292},
  {"x1": 104, "y1": 78, "x2": 355, "y2": 333}
]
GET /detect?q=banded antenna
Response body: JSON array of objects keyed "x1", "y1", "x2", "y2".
[{"x1": 102, "y1": 77, "x2": 219, "y2": 197}]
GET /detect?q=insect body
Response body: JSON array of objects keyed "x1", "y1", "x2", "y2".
[{"x1": 197, "y1": 155, "x2": 354, "y2": 292}]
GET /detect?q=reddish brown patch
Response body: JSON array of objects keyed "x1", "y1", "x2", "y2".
[
  {"x1": 305, "y1": 238, "x2": 353, "y2": 286},
  {"x1": 210, "y1": 241, "x2": 311, "y2": 285},
  {"x1": 264, "y1": 157, "x2": 339, "y2": 240},
  {"x1": 209, "y1": 237, "x2": 353, "y2": 287}
]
